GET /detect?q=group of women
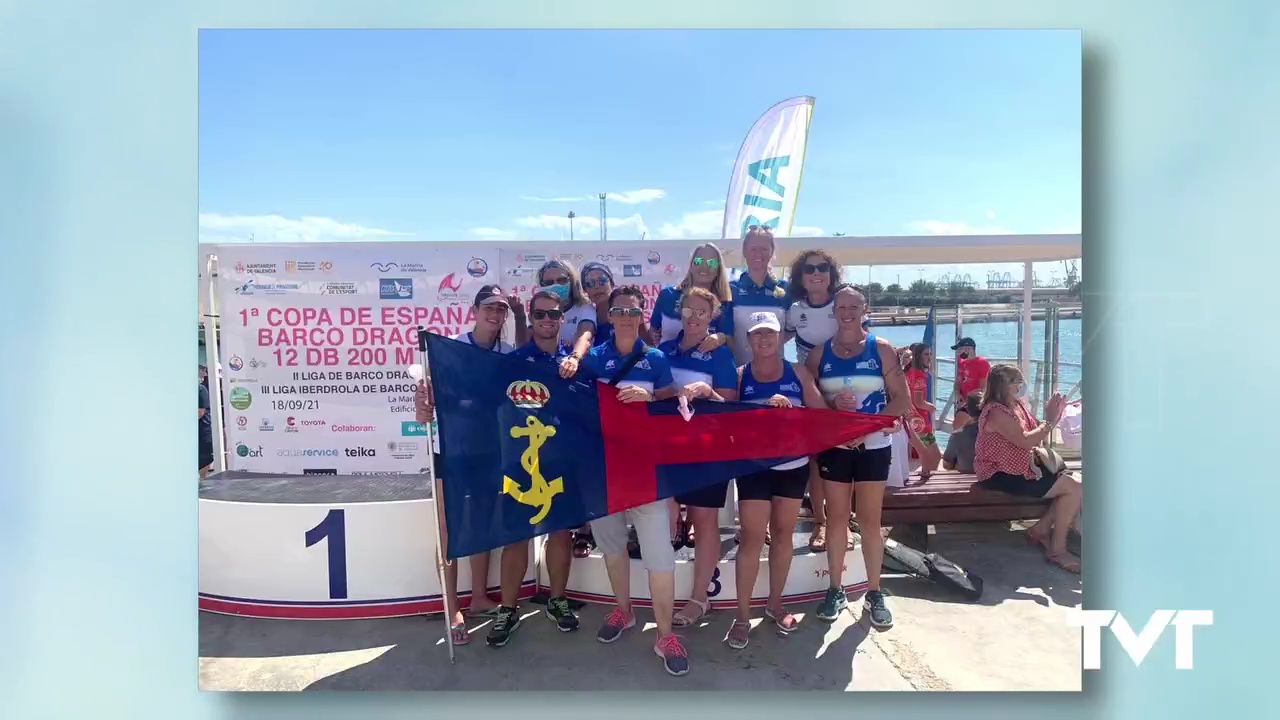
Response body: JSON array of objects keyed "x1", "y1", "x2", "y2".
[{"x1": 417, "y1": 224, "x2": 1081, "y2": 675}]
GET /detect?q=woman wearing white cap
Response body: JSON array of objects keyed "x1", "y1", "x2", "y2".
[{"x1": 724, "y1": 310, "x2": 829, "y2": 649}]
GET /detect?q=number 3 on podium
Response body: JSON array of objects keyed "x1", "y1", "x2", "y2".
[{"x1": 305, "y1": 509, "x2": 348, "y2": 599}]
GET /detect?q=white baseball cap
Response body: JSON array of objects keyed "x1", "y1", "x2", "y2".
[{"x1": 747, "y1": 312, "x2": 781, "y2": 333}]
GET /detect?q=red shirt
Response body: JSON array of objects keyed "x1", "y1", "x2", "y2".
[
  {"x1": 957, "y1": 355, "x2": 991, "y2": 397},
  {"x1": 904, "y1": 367, "x2": 933, "y2": 436}
]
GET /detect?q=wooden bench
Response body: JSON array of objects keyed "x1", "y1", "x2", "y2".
[{"x1": 852, "y1": 462, "x2": 1082, "y2": 550}]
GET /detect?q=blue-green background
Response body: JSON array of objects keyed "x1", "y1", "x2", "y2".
[{"x1": 2, "y1": 0, "x2": 1276, "y2": 716}]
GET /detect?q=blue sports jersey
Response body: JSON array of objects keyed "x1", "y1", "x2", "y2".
[
  {"x1": 816, "y1": 334, "x2": 891, "y2": 450},
  {"x1": 649, "y1": 285, "x2": 733, "y2": 346},
  {"x1": 510, "y1": 339, "x2": 573, "y2": 365},
  {"x1": 727, "y1": 273, "x2": 789, "y2": 365},
  {"x1": 740, "y1": 360, "x2": 808, "y2": 470},
  {"x1": 657, "y1": 332, "x2": 738, "y2": 391},
  {"x1": 580, "y1": 338, "x2": 675, "y2": 394}
]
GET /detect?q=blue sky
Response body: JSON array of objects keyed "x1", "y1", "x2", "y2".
[{"x1": 199, "y1": 29, "x2": 1081, "y2": 285}]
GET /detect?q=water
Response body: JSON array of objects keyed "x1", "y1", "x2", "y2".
[{"x1": 784, "y1": 317, "x2": 1083, "y2": 445}]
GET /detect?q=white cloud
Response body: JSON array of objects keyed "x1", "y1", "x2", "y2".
[
  {"x1": 985, "y1": 210, "x2": 997, "y2": 219},
  {"x1": 519, "y1": 195, "x2": 584, "y2": 202},
  {"x1": 469, "y1": 227, "x2": 517, "y2": 239},
  {"x1": 905, "y1": 220, "x2": 1013, "y2": 236},
  {"x1": 198, "y1": 213, "x2": 411, "y2": 244},
  {"x1": 519, "y1": 189, "x2": 666, "y2": 205},
  {"x1": 515, "y1": 212, "x2": 650, "y2": 239},
  {"x1": 605, "y1": 189, "x2": 666, "y2": 204},
  {"x1": 655, "y1": 209, "x2": 725, "y2": 239}
]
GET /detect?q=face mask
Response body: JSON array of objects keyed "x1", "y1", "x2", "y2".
[{"x1": 542, "y1": 283, "x2": 570, "y2": 301}]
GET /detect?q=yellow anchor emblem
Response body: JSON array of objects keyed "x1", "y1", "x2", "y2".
[{"x1": 501, "y1": 415, "x2": 564, "y2": 524}]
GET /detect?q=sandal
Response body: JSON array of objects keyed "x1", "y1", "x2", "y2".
[
  {"x1": 808, "y1": 523, "x2": 828, "y2": 552},
  {"x1": 673, "y1": 598, "x2": 710, "y2": 627},
  {"x1": 572, "y1": 529, "x2": 594, "y2": 559},
  {"x1": 726, "y1": 619, "x2": 750, "y2": 649},
  {"x1": 765, "y1": 607, "x2": 799, "y2": 633},
  {"x1": 675, "y1": 516, "x2": 689, "y2": 550},
  {"x1": 449, "y1": 621, "x2": 471, "y2": 646},
  {"x1": 1046, "y1": 551, "x2": 1081, "y2": 574}
]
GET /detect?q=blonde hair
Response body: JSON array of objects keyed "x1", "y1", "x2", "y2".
[
  {"x1": 982, "y1": 364, "x2": 1024, "y2": 409},
  {"x1": 678, "y1": 285, "x2": 722, "y2": 320},
  {"x1": 678, "y1": 242, "x2": 733, "y2": 304}
]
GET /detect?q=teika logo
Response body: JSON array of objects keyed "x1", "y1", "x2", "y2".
[
  {"x1": 345, "y1": 446, "x2": 377, "y2": 458},
  {"x1": 1068, "y1": 610, "x2": 1213, "y2": 670}
]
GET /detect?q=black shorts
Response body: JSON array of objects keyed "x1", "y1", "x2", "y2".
[
  {"x1": 817, "y1": 445, "x2": 892, "y2": 484},
  {"x1": 199, "y1": 444, "x2": 214, "y2": 470},
  {"x1": 980, "y1": 471, "x2": 1057, "y2": 498},
  {"x1": 676, "y1": 481, "x2": 730, "y2": 509},
  {"x1": 737, "y1": 464, "x2": 810, "y2": 501}
]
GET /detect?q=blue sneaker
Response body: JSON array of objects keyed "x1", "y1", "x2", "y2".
[
  {"x1": 864, "y1": 590, "x2": 894, "y2": 629},
  {"x1": 815, "y1": 587, "x2": 848, "y2": 621}
]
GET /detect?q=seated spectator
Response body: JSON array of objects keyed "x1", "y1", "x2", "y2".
[
  {"x1": 975, "y1": 364, "x2": 1082, "y2": 574},
  {"x1": 942, "y1": 390, "x2": 983, "y2": 474}
]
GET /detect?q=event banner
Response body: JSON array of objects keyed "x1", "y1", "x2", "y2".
[
  {"x1": 497, "y1": 240, "x2": 696, "y2": 324},
  {"x1": 721, "y1": 96, "x2": 814, "y2": 240},
  {"x1": 213, "y1": 240, "x2": 702, "y2": 474},
  {"x1": 215, "y1": 243, "x2": 502, "y2": 474}
]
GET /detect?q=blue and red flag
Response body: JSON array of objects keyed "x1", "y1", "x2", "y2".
[{"x1": 426, "y1": 334, "x2": 898, "y2": 559}]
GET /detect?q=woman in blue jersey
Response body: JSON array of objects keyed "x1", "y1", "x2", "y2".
[
  {"x1": 580, "y1": 261, "x2": 616, "y2": 348},
  {"x1": 783, "y1": 248, "x2": 847, "y2": 553},
  {"x1": 659, "y1": 286, "x2": 740, "y2": 628},
  {"x1": 724, "y1": 311, "x2": 830, "y2": 648},
  {"x1": 649, "y1": 243, "x2": 733, "y2": 349},
  {"x1": 534, "y1": 260, "x2": 595, "y2": 377},
  {"x1": 804, "y1": 284, "x2": 912, "y2": 630},
  {"x1": 728, "y1": 225, "x2": 792, "y2": 365}
]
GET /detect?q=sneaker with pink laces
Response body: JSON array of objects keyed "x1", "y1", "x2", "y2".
[
  {"x1": 596, "y1": 607, "x2": 636, "y2": 643},
  {"x1": 654, "y1": 633, "x2": 689, "y2": 676}
]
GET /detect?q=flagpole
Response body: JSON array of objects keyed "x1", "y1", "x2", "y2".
[{"x1": 419, "y1": 325, "x2": 456, "y2": 665}]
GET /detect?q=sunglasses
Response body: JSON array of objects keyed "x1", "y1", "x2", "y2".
[
  {"x1": 803, "y1": 262, "x2": 832, "y2": 274},
  {"x1": 531, "y1": 309, "x2": 564, "y2": 320},
  {"x1": 582, "y1": 276, "x2": 610, "y2": 290},
  {"x1": 681, "y1": 307, "x2": 709, "y2": 320},
  {"x1": 608, "y1": 307, "x2": 644, "y2": 318},
  {"x1": 692, "y1": 256, "x2": 720, "y2": 270},
  {"x1": 542, "y1": 276, "x2": 571, "y2": 286}
]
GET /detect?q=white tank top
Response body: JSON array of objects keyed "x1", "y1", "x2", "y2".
[{"x1": 785, "y1": 298, "x2": 837, "y2": 365}]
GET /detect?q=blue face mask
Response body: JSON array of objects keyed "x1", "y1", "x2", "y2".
[{"x1": 542, "y1": 283, "x2": 570, "y2": 301}]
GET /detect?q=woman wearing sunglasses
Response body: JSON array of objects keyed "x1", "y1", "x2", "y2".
[
  {"x1": 580, "y1": 261, "x2": 616, "y2": 348},
  {"x1": 649, "y1": 243, "x2": 734, "y2": 349},
  {"x1": 657, "y1": 286, "x2": 740, "y2": 629},
  {"x1": 784, "y1": 249, "x2": 849, "y2": 553},
  {"x1": 534, "y1": 260, "x2": 596, "y2": 379}
]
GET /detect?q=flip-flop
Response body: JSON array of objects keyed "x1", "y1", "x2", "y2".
[
  {"x1": 765, "y1": 607, "x2": 799, "y2": 633},
  {"x1": 449, "y1": 622, "x2": 471, "y2": 645},
  {"x1": 808, "y1": 523, "x2": 828, "y2": 552},
  {"x1": 672, "y1": 598, "x2": 710, "y2": 627},
  {"x1": 725, "y1": 619, "x2": 750, "y2": 649},
  {"x1": 468, "y1": 604, "x2": 502, "y2": 618}
]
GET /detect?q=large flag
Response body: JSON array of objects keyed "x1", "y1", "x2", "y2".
[
  {"x1": 721, "y1": 96, "x2": 815, "y2": 239},
  {"x1": 922, "y1": 306, "x2": 936, "y2": 402},
  {"x1": 427, "y1": 334, "x2": 897, "y2": 559}
]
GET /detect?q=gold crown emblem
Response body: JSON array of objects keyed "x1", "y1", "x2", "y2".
[{"x1": 506, "y1": 380, "x2": 550, "y2": 408}]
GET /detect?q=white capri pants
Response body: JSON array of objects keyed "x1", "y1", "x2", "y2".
[{"x1": 589, "y1": 500, "x2": 676, "y2": 573}]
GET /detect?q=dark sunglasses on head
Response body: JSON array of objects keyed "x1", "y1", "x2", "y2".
[
  {"x1": 582, "y1": 277, "x2": 610, "y2": 290},
  {"x1": 542, "y1": 276, "x2": 571, "y2": 286},
  {"x1": 692, "y1": 256, "x2": 720, "y2": 270},
  {"x1": 531, "y1": 309, "x2": 564, "y2": 320},
  {"x1": 803, "y1": 262, "x2": 832, "y2": 274},
  {"x1": 608, "y1": 306, "x2": 644, "y2": 318}
]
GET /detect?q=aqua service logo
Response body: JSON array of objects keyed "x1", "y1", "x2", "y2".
[{"x1": 229, "y1": 387, "x2": 252, "y2": 410}]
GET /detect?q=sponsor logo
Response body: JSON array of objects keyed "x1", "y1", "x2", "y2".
[
  {"x1": 504, "y1": 267, "x2": 523, "y2": 278},
  {"x1": 285, "y1": 260, "x2": 333, "y2": 273},
  {"x1": 401, "y1": 421, "x2": 428, "y2": 436},
  {"x1": 387, "y1": 441, "x2": 420, "y2": 460},
  {"x1": 229, "y1": 387, "x2": 252, "y2": 410},
  {"x1": 332, "y1": 423, "x2": 377, "y2": 433},
  {"x1": 516, "y1": 253, "x2": 546, "y2": 264},
  {"x1": 466, "y1": 257, "x2": 489, "y2": 278},
  {"x1": 646, "y1": 251, "x2": 661, "y2": 265},
  {"x1": 303, "y1": 468, "x2": 339, "y2": 475},
  {"x1": 352, "y1": 471, "x2": 403, "y2": 476},
  {"x1": 234, "y1": 280, "x2": 302, "y2": 296},
  {"x1": 345, "y1": 446, "x2": 377, "y2": 458},
  {"x1": 234, "y1": 262, "x2": 277, "y2": 275},
  {"x1": 236, "y1": 416, "x2": 248, "y2": 429},
  {"x1": 228, "y1": 355, "x2": 244, "y2": 371},
  {"x1": 439, "y1": 273, "x2": 464, "y2": 293},
  {"x1": 320, "y1": 282, "x2": 358, "y2": 296},
  {"x1": 258, "y1": 418, "x2": 274, "y2": 432},
  {"x1": 300, "y1": 419, "x2": 327, "y2": 427},
  {"x1": 664, "y1": 263, "x2": 676, "y2": 275},
  {"x1": 596, "y1": 253, "x2": 634, "y2": 262},
  {"x1": 623, "y1": 264, "x2": 642, "y2": 277},
  {"x1": 371, "y1": 262, "x2": 398, "y2": 272},
  {"x1": 781, "y1": 382, "x2": 801, "y2": 393},
  {"x1": 379, "y1": 278, "x2": 413, "y2": 300},
  {"x1": 235, "y1": 443, "x2": 263, "y2": 458},
  {"x1": 248, "y1": 357, "x2": 270, "y2": 370},
  {"x1": 507, "y1": 380, "x2": 550, "y2": 409},
  {"x1": 276, "y1": 448, "x2": 341, "y2": 457},
  {"x1": 285, "y1": 416, "x2": 299, "y2": 433}
]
